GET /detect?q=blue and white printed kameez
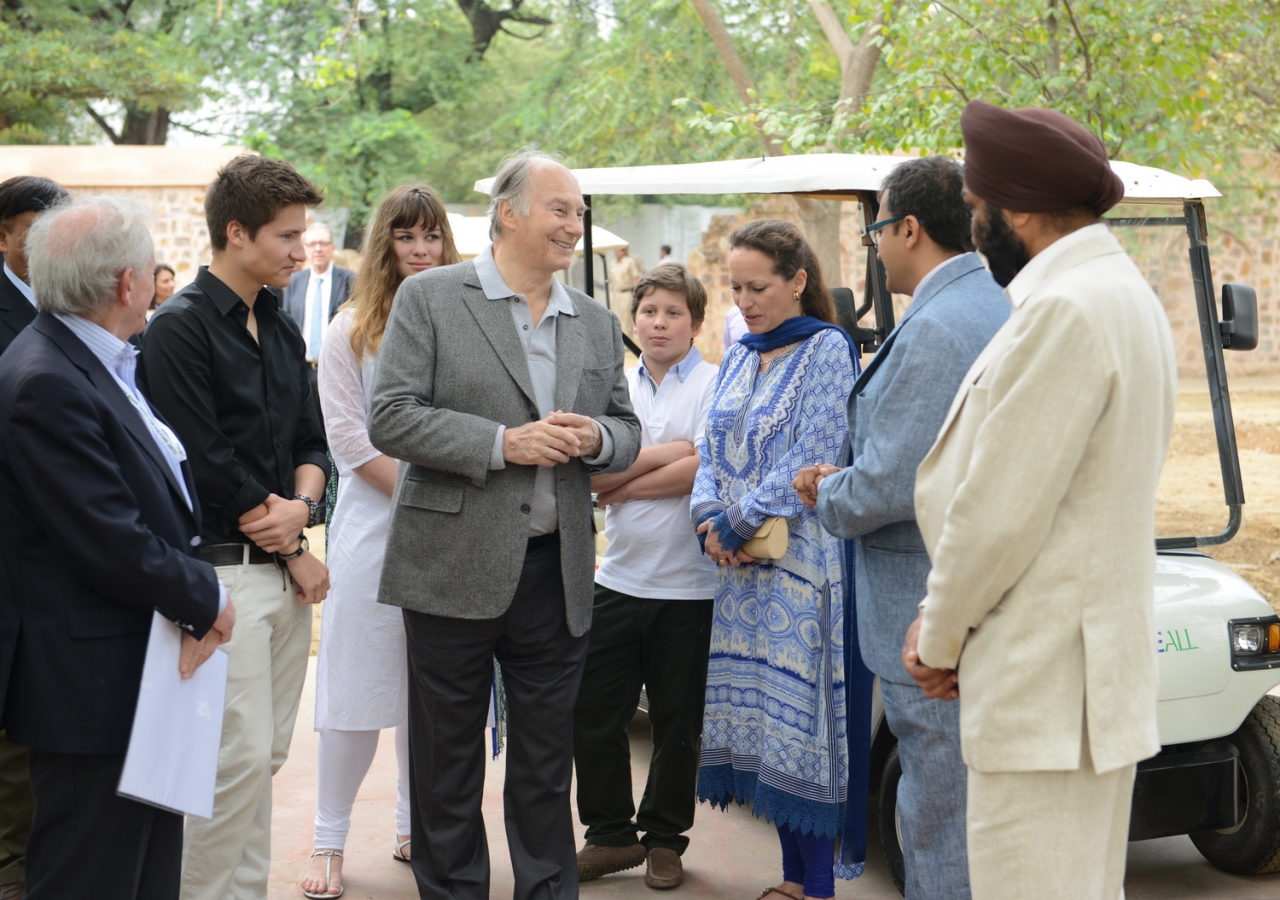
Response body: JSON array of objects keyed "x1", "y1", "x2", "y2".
[{"x1": 691, "y1": 328, "x2": 864, "y2": 867}]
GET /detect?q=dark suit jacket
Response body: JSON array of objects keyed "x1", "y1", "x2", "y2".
[
  {"x1": 0, "y1": 266, "x2": 36, "y2": 357},
  {"x1": 282, "y1": 265, "x2": 354, "y2": 334},
  {"x1": 0, "y1": 313, "x2": 221, "y2": 755}
]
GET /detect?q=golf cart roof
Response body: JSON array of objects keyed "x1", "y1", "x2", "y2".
[
  {"x1": 445, "y1": 213, "x2": 628, "y2": 259},
  {"x1": 474, "y1": 153, "x2": 1221, "y2": 203}
]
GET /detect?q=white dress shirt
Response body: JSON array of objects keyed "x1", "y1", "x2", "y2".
[
  {"x1": 5, "y1": 262, "x2": 34, "y2": 307},
  {"x1": 595, "y1": 347, "x2": 719, "y2": 599},
  {"x1": 56, "y1": 313, "x2": 226, "y2": 613}
]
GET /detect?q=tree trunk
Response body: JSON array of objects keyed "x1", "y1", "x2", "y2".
[
  {"x1": 687, "y1": 0, "x2": 783, "y2": 155},
  {"x1": 794, "y1": 197, "x2": 845, "y2": 289},
  {"x1": 119, "y1": 107, "x2": 170, "y2": 144},
  {"x1": 808, "y1": 1, "x2": 891, "y2": 110},
  {"x1": 691, "y1": 0, "x2": 895, "y2": 286}
]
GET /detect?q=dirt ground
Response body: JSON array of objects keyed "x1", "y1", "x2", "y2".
[
  {"x1": 307, "y1": 374, "x2": 1280, "y2": 654},
  {"x1": 1158, "y1": 375, "x2": 1280, "y2": 607}
]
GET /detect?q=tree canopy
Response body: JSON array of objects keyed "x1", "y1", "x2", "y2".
[{"x1": 2, "y1": 0, "x2": 1277, "y2": 236}]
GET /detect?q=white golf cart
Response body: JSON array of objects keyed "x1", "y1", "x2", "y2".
[{"x1": 476, "y1": 155, "x2": 1276, "y2": 890}]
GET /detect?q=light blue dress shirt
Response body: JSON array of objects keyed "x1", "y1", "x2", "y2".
[{"x1": 56, "y1": 313, "x2": 226, "y2": 613}]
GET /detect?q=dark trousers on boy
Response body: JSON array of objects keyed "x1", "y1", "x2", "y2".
[{"x1": 573, "y1": 586, "x2": 713, "y2": 885}]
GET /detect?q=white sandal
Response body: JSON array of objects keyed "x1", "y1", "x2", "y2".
[
  {"x1": 393, "y1": 837, "x2": 411, "y2": 863},
  {"x1": 302, "y1": 849, "x2": 344, "y2": 899}
]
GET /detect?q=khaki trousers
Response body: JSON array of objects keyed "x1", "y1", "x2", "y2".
[
  {"x1": 180, "y1": 560, "x2": 311, "y2": 900},
  {"x1": 966, "y1": 735, "x2": 1134, "y2": 900},
  {"x1": 0, "y1": 730, "x2": 31, "y2": 885}
]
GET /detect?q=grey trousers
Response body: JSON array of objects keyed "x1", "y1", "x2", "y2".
[{"x1": 881, "y1": 678, "x2": 971, "y2": 900}]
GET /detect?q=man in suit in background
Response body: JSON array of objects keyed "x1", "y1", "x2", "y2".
[
  {"x1": 0, "y1": 174, "x2": 68, "y2": 900},
  {"x1": 283, "y1": 222, "x2": 353, "y2": 366},
  {"x1": 0, "y1": 177, "x2": 68, "y2": 357},
  {"x1": 796, "y1": 156, "x2": 1008, "y2": 900},
  {"x1": 368, "y1": 148, "x2": 640, "y2": 900},
  {"x1": 0, "y1": 195, "x2": 234, "y2": 900},
  {"x1": 903, "y1": 102, "x2": 1177, "y2": 900},
  {"x1": 282, "y1": 222, "x2": 352, "y2": 422}
]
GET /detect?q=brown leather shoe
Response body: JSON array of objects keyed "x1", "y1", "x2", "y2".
[
  {"x1": 645, "y1": 848, "x2": 683, "y2": 890},
  {"x1": 577, "y1": 843, "x2": 647, "y2": 882}
]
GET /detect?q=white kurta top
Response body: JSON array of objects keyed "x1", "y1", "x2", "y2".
[{"x1": 314, "y1": 310, "x2": 407, "y2": 730}]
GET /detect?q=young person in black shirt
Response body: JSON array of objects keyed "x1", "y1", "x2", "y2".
[{"x1": 139, "y1": 155, "x2": 330, "y2": 900}]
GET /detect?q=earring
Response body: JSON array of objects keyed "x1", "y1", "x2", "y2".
[{"x1": 793, "y1": 291, "x2": 801, "y2": 304}]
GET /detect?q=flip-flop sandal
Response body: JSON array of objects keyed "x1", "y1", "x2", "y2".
[
  {"x1": 393, "y1": 837, "x2": 411, "y2": 863},
  {"x1": 302, "y1": 850, "x2": 344, "y2": 899},
  {"x1": 756, "y1": 887, "x2": 803, "y2": 900}
]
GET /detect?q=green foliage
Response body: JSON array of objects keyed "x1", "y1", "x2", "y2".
[
  {"x1": 0, "y1": 0, "x2": 206, "y2": 142},
  {"x1": 5, "y1": 0, "x2": 1279, "y2": 224},
  {"x1": 680, "y1": 0, "x2": 1280, "y2": 177}
]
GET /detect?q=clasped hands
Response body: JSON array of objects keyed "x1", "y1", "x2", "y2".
[
  {"x1": 179, "y1": 599, "x2": 236, "y2": 680},
  {"x1": 902, "y1": 613, "x2": 959, "y2": 700},
  {"x1": 237, "y1": 497, "x2": 330, "y2": 605},
  {"x1": 793, "y1": 463, "x2": 842, "y2": 508},
  {"x1": 695, "y1": 520, "x2": 756, "y2": 567},
  {"x1": 503, "y1": 411, "x2": 602, "y2": 467}
]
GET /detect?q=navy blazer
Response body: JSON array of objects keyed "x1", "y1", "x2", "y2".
[
  {"x1": 0, "y1": 266, "x2": 35, "y2": 357},
  {"x1": 817, "y1": 253, "x2": 1010, "y2": 682},
  {"x1": 0, "y1": 313, "x2": 221, "y2": 755},
  {"x1": 282, "y1": 265, "x2": 354, "y2": 334}
]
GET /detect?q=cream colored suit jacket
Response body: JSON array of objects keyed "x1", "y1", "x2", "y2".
[{"x1": 914, "y1": 225, "x2": 1177, "y2": 775}]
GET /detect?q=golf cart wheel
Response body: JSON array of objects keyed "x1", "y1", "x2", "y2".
[
  {"x1": 1191, "y1": 695, "x2": 1280, "y2": 874},
  {"x1": 878, "y1": 745, "x2": 907, "y2": 895}
]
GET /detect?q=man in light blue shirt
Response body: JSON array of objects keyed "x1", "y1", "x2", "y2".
[{"x1": 0, "y1": 194, "x2": 234, "y2": 900}]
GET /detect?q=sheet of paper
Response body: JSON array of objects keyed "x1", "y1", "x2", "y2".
[{"x1": 117, "y1": 610, "x2": 227, "y2": 819}]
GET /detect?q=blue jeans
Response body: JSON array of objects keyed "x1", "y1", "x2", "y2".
[{"x1": 881, "y1": 678, "x2": 971, "y2": 900}]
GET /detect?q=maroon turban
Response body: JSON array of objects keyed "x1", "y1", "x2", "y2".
[{"x1": 960, "y1": 100, "x2": 1125, "y2": 214}]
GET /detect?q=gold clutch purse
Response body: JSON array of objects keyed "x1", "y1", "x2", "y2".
[{"x1": 743, "y1": 516, "x2": 789, "y2": 560}]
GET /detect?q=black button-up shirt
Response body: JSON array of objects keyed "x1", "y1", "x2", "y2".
[{"x1": 138, "y1": 267, "x2": 329, "y2": 545}]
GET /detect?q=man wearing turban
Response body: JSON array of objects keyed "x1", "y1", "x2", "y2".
[{"x1": 900, "y1": 100, "x2": 1178, "y2": 899}]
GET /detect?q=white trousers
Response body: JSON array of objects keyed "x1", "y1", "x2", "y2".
[
  {"x1": 314, "y1": 724, "x2": 411, "y2": 848},
  {"x1": 180, "y1": 560, "x2": 312, "y2": 900},
  {"x1": 966, "y1": 733, "x2": 1134, "y2": 900}
]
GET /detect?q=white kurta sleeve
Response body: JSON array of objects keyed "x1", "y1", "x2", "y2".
[{"x1": 318, "y1": 310, "x2": 382, "y2": 477}]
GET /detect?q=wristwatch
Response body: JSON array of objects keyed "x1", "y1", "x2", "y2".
[
  {"x1": 295, "y1": 493, "x2": 321, "y2": 528},
  {"x1": 278, "y1": 535, "x2": 309, "y2": 562}
]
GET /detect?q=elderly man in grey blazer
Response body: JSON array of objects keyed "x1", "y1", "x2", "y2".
[
  {"x1": 795, "y1": 157, "x2": 1008, "y2": 900},
  {"x1": 368, "y1": 149, "x2": 640, "y2": 900}
]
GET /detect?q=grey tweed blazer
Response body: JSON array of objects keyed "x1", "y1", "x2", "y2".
[{"x1": 368, "y1": 260, "x2": 640, "y2": 636}]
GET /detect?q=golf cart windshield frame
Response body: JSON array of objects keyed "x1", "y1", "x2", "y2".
[
  {"x1": 478, "y1": 158, "x2": 1243, "y2": 550},
  {"x1": 1135, "y1": 201, "x2": 1244, "y2": 549}
]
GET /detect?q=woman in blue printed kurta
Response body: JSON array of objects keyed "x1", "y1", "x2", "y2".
[{"x1": 692, "y1": 221, "x2": 868, "y2": 900}]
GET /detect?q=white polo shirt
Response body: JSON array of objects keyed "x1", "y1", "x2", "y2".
[{"x1": 596, "y1": 346, "x2": 719, "y2": 600}]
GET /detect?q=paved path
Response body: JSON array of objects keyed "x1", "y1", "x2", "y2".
[{"x1": 268, "y1": 660, "x2": 1280, "y2": 899}]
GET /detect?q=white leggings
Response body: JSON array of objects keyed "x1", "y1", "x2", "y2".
[{"x1": 313, "y1": 723, "x2": 411, "y2": 850}]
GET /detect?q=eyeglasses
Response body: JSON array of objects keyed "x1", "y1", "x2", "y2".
[{"x1": 860, "y1": 214, "x2": 906, "y2": 247}]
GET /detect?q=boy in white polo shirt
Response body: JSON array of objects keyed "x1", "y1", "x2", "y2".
[{"x1": 574, "y1": 263, "x2": 719, "y2": 891}]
